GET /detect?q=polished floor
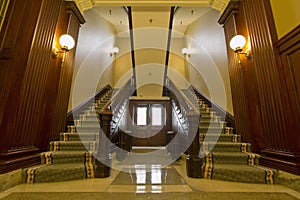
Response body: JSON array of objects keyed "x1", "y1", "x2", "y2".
[{"x1": 0, "y1": 154, "x2": 299, "y2": 199}]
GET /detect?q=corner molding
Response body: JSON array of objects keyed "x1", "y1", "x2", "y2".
[
  {"x1": 66, "y1": 1, "x2": 86, "y2": 24},
  {"x1": 210, "y1": 0, "x2": 230, "y2": 12},
  {"x1": 218, "y1": 0, "x2": 240, "y2": 25}
]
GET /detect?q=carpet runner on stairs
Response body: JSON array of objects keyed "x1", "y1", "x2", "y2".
[
  {"x1": 22, "y1": 89, "x2": 116, "y2": 183},
  {"x1": 181, "y1": 89, "x2": 278, "y2": 184}
]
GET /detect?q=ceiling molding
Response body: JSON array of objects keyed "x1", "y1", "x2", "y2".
[
  {"x1": 210, "y1": 0, "x2": 230, "y2": 12},
  {"x1": 73, "y1": 0, "x2": 94, "y2": 13}
]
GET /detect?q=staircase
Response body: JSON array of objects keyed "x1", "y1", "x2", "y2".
[
  {"x1": 181, "y1": 89, "x2": 278, "y2": 184},
  {"x1": 23, "y1": 89, "x2": 116, "y2": 183}
]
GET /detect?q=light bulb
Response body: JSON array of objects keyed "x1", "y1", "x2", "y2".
[
  {"x1": 59, "y1": 34, "x2": 75, "y2": 50},
  {"x1": 230, "y1": 35, "x2": 246, "y2": 51}
]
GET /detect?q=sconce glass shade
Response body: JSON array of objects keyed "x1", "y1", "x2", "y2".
[
  {"x1": 59, "y1": 34, "x2": 75, "y2": 51},
  {"x1": 112, "y1": 47, "x2": 119, "y2": 54},
  {"x1": 230, "y1": 35, "x2": 246, "y2": 52},
  {"x1": 181, "y1": 48, "x2": 188, "y2": 55}
]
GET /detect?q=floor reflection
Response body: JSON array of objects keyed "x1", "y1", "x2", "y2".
[{"x1": 111, "y1": 164, "x2": 186, "y2": 186}]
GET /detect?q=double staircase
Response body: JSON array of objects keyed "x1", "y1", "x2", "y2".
[
  {"x1": 23, "y1": 86, "x2": 278, "y2": 184},
  {"x1": 182, "y1": 89, "x2": 278, "y2": 184},
  {"x1": 23, "y1": 89, "x2": 115, "y2": 183}
]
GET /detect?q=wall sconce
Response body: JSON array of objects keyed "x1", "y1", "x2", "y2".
[
  {"x1": 52, "y1": 34, "x2": 75, "y2": 61},
  {"x1": 181, "y1": 48, "x2": 190, "y2": 57},
  {"x1": 230, "y1": 35, "x2": 252, "y2": 64},
  {"x1": 110, "y1": 47, "x2": 119, "y2": 56}
]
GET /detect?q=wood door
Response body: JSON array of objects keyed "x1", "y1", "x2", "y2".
[{"x1": 132, "y1": 103, "x2": 166, "y2": 146}]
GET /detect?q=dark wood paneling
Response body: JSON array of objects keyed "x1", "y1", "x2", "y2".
[
  {"x1": 0, "y1": 0, "x2": 44, "y2": 173},
  {"x1": 219, "y1": 0, "x2": 300, "y2": 174},
  {"x1": 0, "y1": 0, "x2": 85, "y2": 173},
  {"x1": 260, "y1": 25, "x2": 300, "y2": 175},
  {"x1": 51, "y1": 1, "x2": 81, "y2": 142},
  {"x1": 219, "y1": 0, "x2": 253, "y2": 146}
]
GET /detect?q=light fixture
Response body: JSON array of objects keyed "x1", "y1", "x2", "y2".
[
  {"x1": 52, "y1": 34, "x2": 75, "y2": 58},
  {"x1": 110, "y1": 47, "x2": 119, "y2": 56},
  {"x1": 181, "y1": 48, "x2": 190, "y2": 57},
  {"x1": 229, "y1": 35, "x2": 252, "y2": 63}
]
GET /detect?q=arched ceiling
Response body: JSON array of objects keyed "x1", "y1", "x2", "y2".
[{"x1": 72, "y1": 0, "x2": 230, "y2": 13}]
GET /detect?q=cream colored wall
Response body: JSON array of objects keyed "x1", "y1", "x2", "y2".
[
  {"x1": 168, "y1": 38, "x2": 189, "y2": 89},
  {"x1": 68, "y1": 8, "x2": 116, "y2": 111},
  {"x1": 270, "y1": 0, "x2": 300, "y2": 39},
  {"x1": 135, "y1": 49, "x2": 165, "y2": 97},
  {"x1": 185, "y1": 8, "x2": 233, "y2": 115},
  {"x1": 113, "y1": 38, "x2": 133, "y2": 88}
]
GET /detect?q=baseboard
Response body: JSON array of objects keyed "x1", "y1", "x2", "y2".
[
  {"x1": 0, "y1": 148, "x2": 41, "y2": 174},
  {"x1": 260, "y1": 149, "x2": 300, "y2": 175}
]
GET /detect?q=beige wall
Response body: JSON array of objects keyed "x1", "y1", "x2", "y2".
[
  {"x1": 168, "y1": 37, "x2": 189, "y2": 89},
  {"x1": 185, "y1": 8, "x2": 233, "y2": 115},
  {"x1": 113, "y1": 38, "x2": 133, "y2": 88},
  {"x1": 68, "y1": 8, "x2": 116, "y2": 111},
  {"x1": 270, "y1": 0, "x2": 300, "y2": 39}
]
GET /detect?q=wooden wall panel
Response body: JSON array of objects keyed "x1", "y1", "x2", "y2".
[
  {"x1": 0, "y1": 1, "x2": 84, "y2": 173},
  {"x1": 51, "y1": 1, "x2": 84, "y2": 142},
  {"x1": 223, "y1": 13, "x2": 252, "y2": 143},
  {"x1": 219, "y1": 0, "x2": 300, "y2": 174},
  {"x1": 0, "y1": 0, "x2": 44, "y2": 173}
]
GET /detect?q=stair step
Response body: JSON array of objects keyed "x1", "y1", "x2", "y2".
[
  {"x1": 199, "y1": 121, "x2": 227, "y2": 128},
  {"x1": 23, "y1": 163, "x2": 94, "y2": 183},
  {"x1": 49, "y1": 141, "x2": 98, "y2": 151},
  {"x1": 201, "y1": 142, "x2": 251, "y2": 153},
  {"x1": 204, "y1": 152, "x2": 259, "y2": 165},
  {"x1": 41, "y1": 151, "x2": 95, "y2": 164},
  {"x1": 203, "y1": 164, "x2": 278, "y2": 184},
  {"x1": 200, "y1": 133, "x2": 241, "y2": 143},
  {"x1": 199, "y1": 127, "x2": 234, "y2": 135},
  {"x1": 67, "y1": 126, "x2": 100, "y2": 133},
  {"x1": 59, "y1": 132, "x2": 98, "y2": 141},
  {"x1": 80, "y1": 119, "x2": 100, "y2": 126}
]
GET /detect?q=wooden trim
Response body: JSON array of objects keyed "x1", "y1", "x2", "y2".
[
  {"x1": 218, "y1": 0, "x2": 240, "y2": 25},
  {"x1": 276, "y1": 24, "x2": 300, "y2": 53},
  {"x1": 192, "y1": 86, "x2": 235, "y2": 128},
  {"x1": 0, "y1": 147, "x2": 40, "y2": 174},
  {"x1": 128, "y1": 7, "x2": 137, "y2": 95},
  {"x1": 66, "y1": 1, "x2": 85, "y2": 24},
  {"x1": 260, "y1": 149, "x2": 300, "y2": 175},
  {"x1": 163, "y1": 6, "x2": 175, "y2": 91}
]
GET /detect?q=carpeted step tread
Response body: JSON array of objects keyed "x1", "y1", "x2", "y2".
[
  {"x1": 41, "y1": 151, "x2": 96, "y2": 164},
  {"x1": 205, "y1": 152, "x2": 260, "y2": 165},
  {"x1": 201, "y1": 142, "x2": 251, "y2": 153},
  {"x1": 23, "y1": 163, "x2": 93, "y2": 183},
  {"x1": 200, "y1": 134, "x2": 241, "y2": 143},
  {"x1": 210, "y1": 164, "x2": 278, "y2": 184},
  {"x1": 49, "y1": 141, "x2": 98, "y2": 151},
  {"x1": 59, "y1": 132, "x2": 98, "y2": 141}
]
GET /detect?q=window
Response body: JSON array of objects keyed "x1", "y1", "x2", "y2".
[
  {"x1": 137, "y1": 107, "x2": 147, "y2": 126},
  {"x1": 151, "y1": 106, "x2": 163, "y2": 126}
]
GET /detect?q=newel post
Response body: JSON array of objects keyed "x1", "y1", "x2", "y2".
[
  {"x1": 95, "y1": 109, "x2": 112, "y2": 178},
  {"x1": 186, "y1": 113, "x2": 203, "y2": 178}
]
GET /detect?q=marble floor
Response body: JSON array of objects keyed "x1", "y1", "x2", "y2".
[{"x1": 0, "y1": 155, "x2": 299, "y2": 199}]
